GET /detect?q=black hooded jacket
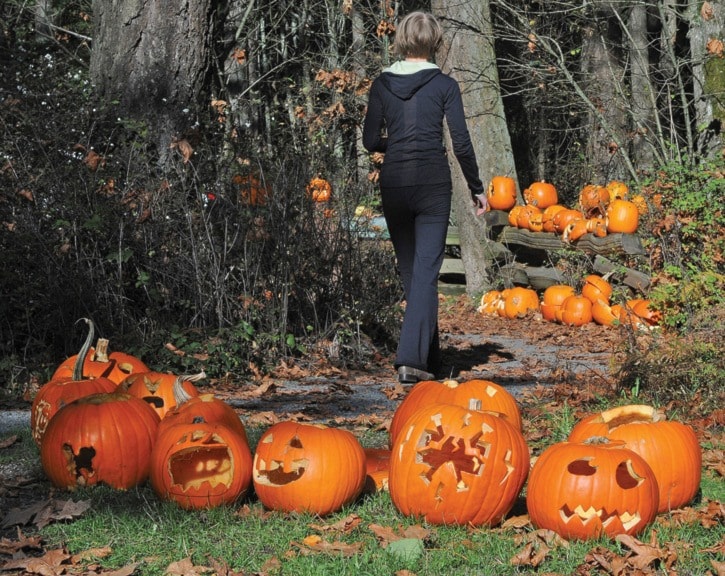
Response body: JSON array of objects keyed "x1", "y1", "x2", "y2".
[{"x1": 363, "y1": 65, "x2": 483, "y2": 197}]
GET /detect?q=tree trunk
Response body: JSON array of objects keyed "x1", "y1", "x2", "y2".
[
  {"x1": 431, "y1": 0, "x2": 518, "y2": 296},
  {"x1": 90, "y1": 0, "x2": 213, "y2": 170},
  {"x1": 688, "y1": 0, "x2": 725, "y2": 159}
]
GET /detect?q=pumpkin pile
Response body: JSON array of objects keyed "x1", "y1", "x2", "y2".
[
  {"x1": 31, "y1": 321, "x2": 703, "y2": 540},
  {"x1": 489, "y1": 176, "x2": 645, "y2": 242},
  {"x1": 478, "y1": 274, "x2": 661, "y2": 328}
]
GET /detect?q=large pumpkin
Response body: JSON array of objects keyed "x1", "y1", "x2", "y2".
[
  {"x1": 31, "y1": 319, "x2": 117, "y2": 446},
  {"x1": 120, "y1": 371, "x2": 203, "y2": 419},
  {"x1": 526, "y1": 438, "x2": 659, "y2": 540},
  {"x1": 540, "y1": 284, "x2": 576, "y2": 322},
  {"x1": 52, "y1": 319, "x2": 148, "y2": 385},
  {"x1": 40, "y1": 392, "x2": 160, "y2": 490},
  {"x1": 389, "y1": 404, "x2": 529, "y2": 526},
  {"x1": 252, "y1": 421, "x2": 366, "y2": 516},
  {"x1": 579, "y1": 184, "x2": 610, "y2": 216},
  {"x1": 523, "y1": 181, "x2": 558, "y2": 209},
  {"x1": 502, "y1": 286, "x2": 540, "y2": 319},
  {"x1": 568, "y1": 405, "x2": 701, "y2": 513},
  {"x1": 486, "y1": 176, "x2": 517, "y2": 211},
  {"x1": 606, "y1": 199, "x2": 639, "y2": 233},
  {"x1": 150, "y1": 420, "x2": 253, "y2": 509},
  {"x1": 556, "y1": 294, "x2": 593, "y2": 326},
  {"x1": 389, "y1": 378, "x2": 522, "y2": 448}
]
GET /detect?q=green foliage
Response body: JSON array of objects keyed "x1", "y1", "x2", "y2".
[{"x1": 635, "y1": 158, "x2": 725, "y2": 332}]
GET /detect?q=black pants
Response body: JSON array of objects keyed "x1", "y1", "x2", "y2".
[{"x1": 381, "y1": 181, "x2": 451, "y2": 373}]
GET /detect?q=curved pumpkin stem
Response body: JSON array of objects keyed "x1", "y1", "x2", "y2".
[
  {"x1": 172, "y1": 371, "x2": 207, "y2": 405},
  {"x1": 72, "y1": 318, "x2": 95, "y2": 381}
]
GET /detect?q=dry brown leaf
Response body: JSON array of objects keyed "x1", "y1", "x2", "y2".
[
  {"x1": 104, "y1": 562, "x2": 141, "y2": 576},
  {"x1": 501, "y1": 514, "x2": 531, "y2": 530},
  {"x1": 165, "y1": 556, "x2": 214, "y2": 575},
  {"x1": 71, "y1": 546, "x2": 112, "y2": 563},
  {"x1": 171, "y1": 138, "x2": 194, "y2": 163},
  {"x1": 711, "y1": 559, "x2": 725, "y2": 576},
  {"x1": 615, "y1": 533, "x2": 665, "y2": 569},
  {"x1": 292, "y1": 535, "x2": 362, "y2": 556},
  {"x1": 17, "y1": 189, "x2": 34, "y2": 202},
  {"x1": 702, "y1": 1, "x2": 715, "y2": 20},
  {"x1": 1, "y1": 547, "x2": 70, "y2": 575},
  {"x1": 0, "y1": 528, "x2": 43, "y2": 555},
  {"x1": 309, "y1": 513, "x2": 362, "y2": 535},
  {"x1": 368, "y1": 523, "x2": 431, "y2": 547},
  {"x1": 0, "y1": 435, "x2": 19, "y2": 449}
]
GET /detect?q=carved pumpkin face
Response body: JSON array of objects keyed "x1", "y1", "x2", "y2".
[
  {"x1": 40, "y1": 393, "x2": 160, "y2": 490},
  {"x1": 252, "y1": 421, "x2": 366, "y2": 516},
  {"x1": 389, "y1": 405, "x2": 529, "y2": 527},
  {"x1": 486, "y1": 176, "x2": 517, "y2": 211},
  {"x1": 120, "y1": 372, "x2": 200, "y2": 419},
  {"x1": 526, "y1": 439, "x2": 659, "y2": 540},
  {"x1": 150, "y1": 421, "x2": 252, "y2": 509}
]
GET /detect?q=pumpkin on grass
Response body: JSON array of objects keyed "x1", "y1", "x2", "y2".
[
  {"x1": 526, "y1": 438, "x2": 659, "y2": 540},
  {"x1": 150, "y1": 419, "x2": 253, "y2": 509},
  {"x1": 252, "y1": 421, "x2": 366, "y2": 515},
  {"x1": 389, "y1": 404, "x2": 529, "y2": 526},
  {"x1": 568, "y1": 404, "x2": 700, "y2": 512},
  {"x1": 40, "y1": 392, "x2": 160, "y2": 490},
  {"x1": 31, "y1": 318, "x2": 117, "y2": 446},
  {"x1": 52, "y1": 319, "x2": 148, "y2": 385},
  {"x1": 363, "y1": 447, "x2": 391, "y2": 493},
  {"x1": 120, "y1": 371, "x2": 204, "y2": 419},
  {"x1": 388, "y1": 378, "x2": 522, "y2": 448}
]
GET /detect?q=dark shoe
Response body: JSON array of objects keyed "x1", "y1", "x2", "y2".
[{"x1": 398, "y1": 365, "x2": 435, "y2": 383}]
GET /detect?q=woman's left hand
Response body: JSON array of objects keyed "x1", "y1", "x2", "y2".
[{"x1": 474, "y1": 193, "x2": 488, "y2": 216}]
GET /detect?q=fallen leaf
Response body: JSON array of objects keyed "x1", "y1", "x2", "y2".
[
  {"x1": 292, "y1": 536, "x2": 362, "y2": 556},
  {"x1": 0, "y1": 435, "x2": 19, "y2": 449},
  {"x1": 165, "y1": 556, "x2": 214, "y2": 575},
  {"x1": 368, "y1": 523, "x2": 431, "y2": 547},
  {"x1": 309, "y1": 514, "x2": 362, "y2": 535},
  {"x1": 71, "y1": 546, "x2": 113, "y2": 563},
  {"x1": 500, "y1": 514, "x2": 531, "y2": 530},
  {"x1": 1, "y1": 547, "x2": 70, "y2": 574},
  {"x1": 0, "y1": 528, "x2": 43, "y2": 555}
]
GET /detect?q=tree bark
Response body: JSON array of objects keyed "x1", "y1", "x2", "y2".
[
  {"x1": 90, "y1": 0, "x2": 213, "y2": 169},
  {"x1": 431, "y1": 0, "x2": 518, "y2": 296}
]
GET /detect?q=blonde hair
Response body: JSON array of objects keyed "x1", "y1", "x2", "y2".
[{"x1": 393, "y1": 12, "x2": 443, "y2": 60}]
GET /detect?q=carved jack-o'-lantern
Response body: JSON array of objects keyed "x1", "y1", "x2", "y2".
[
  {"x1": 150, "y1": 420, "x2": 253, "y2": 509},
  {"x1": 389, "y1": 378, "x2": 522, "y2": 449},
  {"x1": 120, "y1": 372, "x2": 203, "y2": 419},
  {"x1": 389, "y1": 404, "x2": 529, "y2": 526},
  {"x1": 526, "y1": 438, "x2": 659, "y2": 540},
  {"x1": 252, "y1": 421, "x2": 367, "y2": 516}
]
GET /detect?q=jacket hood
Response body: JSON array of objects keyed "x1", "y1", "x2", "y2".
[{"x1": 379, "y1": 62, "x2": 441, "y2": 101}]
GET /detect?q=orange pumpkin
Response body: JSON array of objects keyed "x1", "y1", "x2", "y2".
[
  {"x1": 363, "y1": 447, "x2": 391, "y2": 493},
  {"x1": 150, "y1": 419, "x2": 253, "y2": 509},
  {"x1": 486, "y1": 176, "x2": 517, "y2": 211},
  {"x1": 306, "y1": 176, "x2": 332, "y2": 202},
  {"x1": 556, "y1": 295, "x2": 593, "y2": 326},
  {"x1": 503, "y1": 286, "x2": 540, "y2": 318},
  {"x1": 552, "y1": 208, "x2": 585, "y2": 234},
  {"x1": 568, "y1": 405, "x2": 701, "y2": 513},
  {"x1": 388, "y1": 378, "x2": 523, "y2": 448},
  {"x1": 516, "y1": 204, "x2": 542, "y2": 230},
  {"x1": 52, "y1": 338, "x2": 148, "y2": 386},
  {"x1": 477, "y1": 290, "x2": 504, "y2": 316},
  {"x1": 120, "y1": 371, "x2": 203, "y2": 419},
  {"x1": 542, "y1": 204, "x2": 566, "y2": 233},
  {"x1": 579, "y1": 184, "x2": 610, "y2": 216},
  {"x1": 389, "y1": 404, "x2": 529, "y2": 526},
  {"x1": 581, "y1": 274, "x2": 613, "y2": 304},
  {"x1": 252, "y1": 421, "x2": 366, "y2": 515},
  {"x1": 591, "y1": 299, "x2": 620, "y2": 326},
  {"x1": 586, "y1": 217, "x2": 608, "y2": 237},
  {"x1": 606, "y1": 199, "x2": 639, "y2": 233},
  {"x1": 630, "y1": 299, "x2": 661, "y2": 326},
  {"x1": 562, "y1": 218, "x2": 589, "y2": 243},
  {"x1": 541, "y1": 285, "x2": 576, "y2": 322},
  {"x1": 526, "y1": 438, "x2": 659, "y2": 540},
  {"x1": 40, "y1": 392, "x2": 160, "y2": 490},
  {"x1": 508, "y1": 205, "x2": 524, "y2": 227},
  {"x1": 523, "y1": 181, "x2": 558, "y2": 209}
]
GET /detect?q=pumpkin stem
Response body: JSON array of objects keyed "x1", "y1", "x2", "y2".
[
  {"x1": 93, "y1": 338, "x2": 110, "y2": 363},
  {"x1": 72, "y1": 318, "x2": 95, "y2": 381},
  {"x1": 442, "y1": 379, "x2": 460, "y2": 389},
  {"x1": 172, "y1": 371, "x2": 207, "y2": 405}
]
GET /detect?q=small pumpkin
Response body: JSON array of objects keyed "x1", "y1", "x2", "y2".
[
  {"x1": 541, "y1": 285, "x2": 576, "y2": 322},
  {"x1": 389, "y1": 378, "x2": 522, "y2": 448},
  {"x1": 52, "y1": 319, "x2": 148, "y2": 385},
  {"x1": 630, "y1": 299, "x2": 661, "y2": 326},
  {"x1": 579, "y1": 184, "x2": 610, "y2": 216},
  {"x1": 541, "y1": 204, "x2": 567, "y2": 233},
  {"x1": 556, "y1": 294, "x2": 593, "y2": 326},
  {"x1": 252, "y1": 421, "x2": 366, "y2": 515},
  {"x1": 502, "y1": 286, "x2": 540, "y2": 319},
  {"x1": 526, "y1": 438, "x2": 659, "y2": 540},
  {"x1": 363, "y1": 447, "x2": 391, "y2": 493},
  {"x1": 591, "y1": 298, "x2": 620, "y2": 326},
  {"x1": 606, "y1": 180, "x2": 629, "y2": 200},
  {"x1": 516, "y1": 204, "x2": 542, "y2": 230},
  {"x1": 586, "y1": 217, "x2": 608, "y2": 237},
  {"x1": 477, "y1": 290, "x2": 504, "y2": 316},
  {"x1": 486, "y1": 176, "x2": 517, "y2": 211},
  {"x1": 306, "y1": 176, "x2": 332, "y2": 203},
  {"x1": 568, "y1": 405, "x2": 701, "y2": 513},
  {"x1": 120, "y1": 371, "x2": 203, "y2": 419},
  {"x1": 234, "y1": 173, "x2": 270, "y2": 206},
  {"x1": 606, "y1": 199, "x2": 639, "y2": 233},
  {"x1": 40, "y1": 392, "x2": 160, "y2": 490},
  {"x1": 552, "y1": 208, "x2": 585, "y2": 234},
  {"x1": 562, "y1": 218, "x2": 589, "y2": 243},
  {"x1": 508, "y1": 205, "x2": 524, "y2": 227},
  {"x1": 150, "y1": 419, "x2": 253, "y2": 509},
  {"x1": 523, "y1": 181, "x2": 558, "y2": 209},
  {"x1": 581, "y1": 274, "x2": 613, "y2": 305},
  {"x1": 389, "y1": 404, "x2": 529, "y2": 526}
]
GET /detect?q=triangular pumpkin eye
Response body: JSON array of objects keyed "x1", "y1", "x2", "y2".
[
  {"x1": 288, "y1": 436, "x2": 303, "y2": 449},
  {"x1": 567, "y1": 458, "x2": 597, "y2": 476},
  {"x1": 616, "y1": 460, "x2": 643, "y2": 489}
]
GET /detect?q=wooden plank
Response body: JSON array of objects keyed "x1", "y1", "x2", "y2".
[
  {"x1": 500, "y1": 264, "x2": 568, "y2": 290},
  {"x1": 593, "y1": 255, "x2": 651, "y2": 292},
  {"x1": 497, "y1": 226, "x2": 645, "y2": 256},
  {"x1": 440, "y1": 258, "x2": 465, "y2": 275},
  {"x1": 446, "y1": 226, "x2": 460, "y2": 246}
]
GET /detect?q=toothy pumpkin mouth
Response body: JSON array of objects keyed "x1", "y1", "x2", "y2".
[{"x1": 560, "y1": 504, "x2": 642, "y2": 532}]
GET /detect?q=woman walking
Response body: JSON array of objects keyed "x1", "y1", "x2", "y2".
[{"x1": 363, "y1": 11, "x2": 485, "y2": 383}]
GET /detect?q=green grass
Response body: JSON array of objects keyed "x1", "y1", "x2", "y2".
[{"x1": 0, "y1": 423, "x2": 717, "y2": 575}]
